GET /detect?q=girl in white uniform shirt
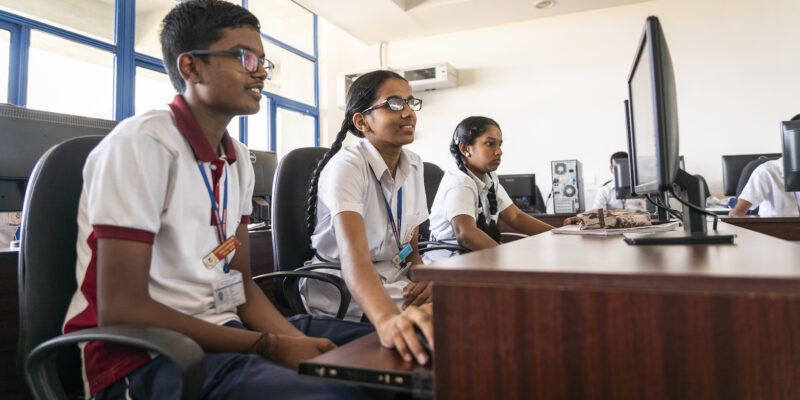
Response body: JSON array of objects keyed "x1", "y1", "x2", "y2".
[
  {"x1": 304, "y1": 70, "x2": 433, "y2": 365},
  {"x1": 426, "y1": 116, "x2": 553, "y2": 262}
]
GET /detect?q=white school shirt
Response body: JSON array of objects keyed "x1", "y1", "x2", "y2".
[
  {"x1": 303, "y1": 138, "x2": 428, "y2": 320},
  {"x1": 738, "y1": 158, "x2": 800, "y2": 217},
  {"x1": 62, "y1": 95, "x2": 254, "y2": 395},
  {"x1": 591, "y1": 180, "x2": 647, "y2": 211},
  {"x1": 424, "y1": 168, "x2": 513, "y2": 262}
]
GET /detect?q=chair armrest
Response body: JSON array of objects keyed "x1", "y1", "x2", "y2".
[
  {"x1": 253, "y1": 270, "x2": 351, "y2": 319},
  {"x1": 25, "y1": 325, "x2": 205, "y2": 400},
  {"x1": 418, "y1": 240, "x2": 470, "y2": 254},
  {"x1": 501, "y1": 232, "x2": 528, "y2": 239}
]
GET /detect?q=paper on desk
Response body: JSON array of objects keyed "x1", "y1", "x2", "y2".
[{"x1": 553, "y1": 221, "x2": 682, "y2": 236}]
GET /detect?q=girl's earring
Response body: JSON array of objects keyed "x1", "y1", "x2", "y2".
[{"x1": 465, "y1": 152, "x2": 470, "y2": 157}]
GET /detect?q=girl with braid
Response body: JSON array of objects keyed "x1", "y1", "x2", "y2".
[
  {"x1": 425, "y1": 116, "x2": 554, "y2": 262},
  {"x1": 302, "y1": 70, "x2": 433, "y2": 365}
]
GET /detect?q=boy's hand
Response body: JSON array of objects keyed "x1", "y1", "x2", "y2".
[
  {"x1": 253, "y1": 334, "x2": 336, "y2": 370},
  {"x1": 402, "y1": 281, "x2": 433, "y2": 309},
  {"x1": 562, "y1": 216, "x2": 580, "y2": 225}
]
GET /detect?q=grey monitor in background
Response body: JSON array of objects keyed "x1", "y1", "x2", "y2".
[
  {"x1": 249, "y1": 149, "x2": 278, "y2": 225},
  {"x1": 782, "y1": 121, "x2": 800, "y2": 192},
  {"x1": 0, "y1": 104, "x2": 117, "y2": 211},
  {"x1": 613, "y1": 157, "x2": 632, "y2": 199}
]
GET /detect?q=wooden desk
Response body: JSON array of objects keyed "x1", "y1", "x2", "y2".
[
  {"x1": 414, "y1": 225, "x2": 800, "y2": 399},
  {"x1": 719, "y1": 216, "x2": 800, "y2": 241}
]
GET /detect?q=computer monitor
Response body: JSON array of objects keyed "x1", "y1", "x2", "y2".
[
  {"x1": 720, "y1": 153, "x2": 782, "y2": 196},
  {"x1": 498, "y1": 174, "x2": 540, "y2": 212},
  {"x1": 624, "y1": 16, "x2": 734, "y2": 244},
  {"x1": 613, "y1": 157, "x2": 632, "y2": 199},
  {"x1": 0, "y1": 104, "x2": 117, "y2": 211},
  {"x1": 782, "y1": 120, "x2": 800, "y2": 191},
  {"x1": 249, "y1": 149, "x2": 278, "y2": 225}
]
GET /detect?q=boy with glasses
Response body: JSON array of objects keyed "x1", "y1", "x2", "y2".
[{"x1": 63, "y1": 1, "x2": 382, "y2": 398}]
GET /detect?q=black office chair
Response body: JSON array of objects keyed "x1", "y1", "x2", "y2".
[
  {"x1": 17, "y1": 136, "x2": 205, "y2": 400},
  {"x1": 254, "y1": 147, "x2": 351, "y2": 318},
  {"x1": 733, "y1": 158, "x2": 775, "y2": 215},
  {"x1": 418, "y1": 162, "x2": 445, "y2": 242}
]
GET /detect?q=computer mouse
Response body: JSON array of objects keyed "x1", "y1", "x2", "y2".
[{"x1": 413, "y1": 325, "x2": 433, "y2": 360}]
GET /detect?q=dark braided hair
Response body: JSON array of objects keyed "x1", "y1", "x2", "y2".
[
  {"x1": 450, "y1": 116, "x2": 502, "y2": 243},
  {"x1": 306, "y1": 70, "x2": 408, "y2": 239}
]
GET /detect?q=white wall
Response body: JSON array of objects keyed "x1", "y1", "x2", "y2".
[{"x1": 317, "y1": 0, "x2": 800, "y2": 204}]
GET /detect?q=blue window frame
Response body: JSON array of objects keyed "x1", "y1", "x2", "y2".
[{"x1": 0, "y1": 1, "x2": 319, "y2": 149}]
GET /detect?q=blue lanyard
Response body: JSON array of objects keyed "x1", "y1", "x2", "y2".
[
  {"x1": 368, "y1": 166, "x2": 403, "y2": 251},
  {"x1": 197, "y1": 162, "x2": 230, "y2": 272}
]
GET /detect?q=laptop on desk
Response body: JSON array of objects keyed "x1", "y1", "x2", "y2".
[{"x1": 299, "y1": 332, "x2": 433, "y2": 398}]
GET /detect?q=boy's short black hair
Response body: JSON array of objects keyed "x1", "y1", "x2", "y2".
[
  {"x1": 610, "y1": 151, "x2": 628, "y2": 165},
  {"x1": 160, "y1": 0, "x2": 260, "y2": 93}
]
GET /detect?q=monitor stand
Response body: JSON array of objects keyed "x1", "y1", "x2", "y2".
[{"x1": 626, "y1": 169, "x2": 735, "y2": 245}]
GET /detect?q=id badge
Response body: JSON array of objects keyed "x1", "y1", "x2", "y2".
[
  {"x1": 202, "y1": 236, "x2": 241, "y2": 269},
  {"x1": 392, "y1": 243, "x2": 413, "y2": 267},
  {"x1": 212, "y1": 270, "x2": 246, "y2": 313}
]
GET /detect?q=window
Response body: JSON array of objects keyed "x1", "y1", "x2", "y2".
[
  {"x1": 0, "y1": 0, "x2": 114, "y2": 43},
  {"x1": 276, "y1": 107, "x2": 315, "y2": 157},
  {"x1": 27, "y1": 31, "x2": 114, "y2": 119},
  {"x1": 248, "y1": 0, "x2": 315, "y2": 55},
  {"x1": 247, "y1": 97, "x2": 271, "y2": 151},
  {"x1": 263, "y1": 40, "x2": 316, "y2": 106},
  {"x1": 134, "y1": 0, "x2": 175, "y2": 59},
  {"x1": 135, "y1": 67, "x2": 174, "y2": 114},
  {"x1": 0, "y1": 29, "x2": 9, "y2": 103}
]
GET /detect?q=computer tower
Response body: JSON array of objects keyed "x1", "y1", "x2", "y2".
[{"x1": 551, "y1": 160, "x2": 585, "y2": 214}]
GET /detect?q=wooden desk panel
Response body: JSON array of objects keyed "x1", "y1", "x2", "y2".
[
  {"x1": 0, "y1": 249, "x2": 32, "y2": 399},
  {"x1": 415, "y1": 225, "x2": 800, "y2": 399},
  {"x1": 720, "y1": 216, "x2": 800, "y2": 241}
]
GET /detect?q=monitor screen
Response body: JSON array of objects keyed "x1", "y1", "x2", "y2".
[
  {"x1": 782, "y1": 120, "x2": 800, "y2": 192},
  {"x1": 0, "y1": 104, "x2": 117, "y2": 211},
  {"x1": 498, "y1": 174, "x2": 537, "y2": 209},
  {"x1": 626, "y1": 16, "x2": 680, "y2": 195}
]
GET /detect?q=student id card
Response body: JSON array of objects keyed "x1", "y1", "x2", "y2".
[{"x1": 212, "y1": 270, "x2": 246, "y2": 313}]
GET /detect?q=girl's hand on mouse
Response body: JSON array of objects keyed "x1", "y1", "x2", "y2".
[{"x1": 376, "y1": 303, "x2": 433, "y2": 365}]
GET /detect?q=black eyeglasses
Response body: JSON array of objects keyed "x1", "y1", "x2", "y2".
[
  {"x1": 361, "y1": 97, "x2": 422, "y2": 113},
  {"x1": 188, "y1": 48, "x2": 275, "y2": 80}
]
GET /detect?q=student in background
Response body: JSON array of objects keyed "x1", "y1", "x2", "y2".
[
  {"x1": 730, "y1": 114, "x2": 800, "y2": 217},
  {"x1": 62, "y1": 2, "x2": 382, "y2": 398},
  {"x1": 425, "y1": 116, "x2": 553, "y2": 262},
  {"x1": 591, "y1": 151, "x2": 646, "y2": 211},
  {"x1": 305, "y1": 69, "x2": 433, "y2": 365}
]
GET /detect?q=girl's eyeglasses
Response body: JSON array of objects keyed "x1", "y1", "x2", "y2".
[{"x1": 361, "y1": 97, "x2": 422, "y2": 113}]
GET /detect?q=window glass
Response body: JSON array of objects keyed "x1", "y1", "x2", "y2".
[
  {"x1": 135, "y1": 67, "x2": 175, "y2": 114},
  {"x1": 135, "y1": 0, "x2": 176, "y2": 58},
  {"x1": 249, "y1": 0, "x2": 314, "y2": 55},
  {"x1": 276, "y1": 107, "x2": 315, "y2": 158},
  {"x1": 247, "y1": 96, "x2": 270, "y2": 150},
  {"x1": 0, "y1": 0, "x2": 114, "y2": 43},
  {"x1": 263, "y1": 40, "x2": 315, "y2": 106},
  {"x1": 27, "y1": 31, "x2": 114, "y2": 119},
  {"x1": 0, "y1": 30, "x2": 9, "y2": 103},
  {"x1": 227, "y1": 116, "x2": 241, "y2": 143}
]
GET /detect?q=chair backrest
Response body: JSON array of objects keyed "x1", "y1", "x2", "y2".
[
  {"x1": 532, "y1": 184, "x2": 546, "y2": 213},
  {"x1": 721, "y1": 153, "x2": 781, "y2": 196},
  {"x1": 736, "y1": 157, "x2": 774, "y2": 197},
  {"x1": 17, "y1": 135, "x2": 104, "y2": 395},
  {"x1": 419, "y1": 162, "x2": 444, "y2": 241},
  {"x1": 271, "y1": 147, "x2": 329, "y2": 273}
]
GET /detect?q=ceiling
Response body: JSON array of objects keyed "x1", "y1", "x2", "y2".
[{"x1": 293, "y1": 0, "x2": 651, "y2": 44}]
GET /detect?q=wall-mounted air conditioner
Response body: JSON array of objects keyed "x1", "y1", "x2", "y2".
[{"x1": 396, "y1": 63, "x2": 458, "y2": 92}]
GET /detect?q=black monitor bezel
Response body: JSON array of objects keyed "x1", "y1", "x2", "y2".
[{"x1": 626, "y1": 16, "x2": 679, "y2": 195}]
